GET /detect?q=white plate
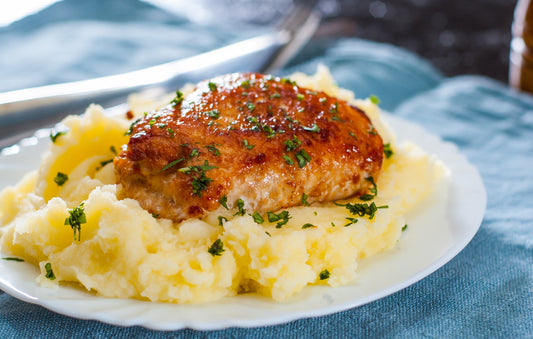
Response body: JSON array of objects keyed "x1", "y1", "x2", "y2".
[{"x1": 0, "y1": 113, "x2": 486, "y2": 330}]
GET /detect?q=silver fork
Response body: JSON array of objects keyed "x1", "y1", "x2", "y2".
[{"x1": 0, "y1": 1, "x2": 320, "y2": 148}]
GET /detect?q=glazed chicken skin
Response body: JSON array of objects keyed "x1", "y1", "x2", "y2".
[{"x1": 114, "y1": 73, "x2": 384, "y2": 222}]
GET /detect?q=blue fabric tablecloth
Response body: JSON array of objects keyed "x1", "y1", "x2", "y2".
[{"x1": 1, "y1": 1, "x2": 532, "y2": 337}]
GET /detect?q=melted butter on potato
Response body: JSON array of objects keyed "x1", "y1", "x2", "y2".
[
  {"x1": 35, "y1": 104, "x2": 129, "y2": 203},
  {"x1": 0, "y1": 67, "x2": 449, "y2": 303}
]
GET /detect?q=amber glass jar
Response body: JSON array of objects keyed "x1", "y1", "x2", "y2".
[{"x1": 510, "y1": 0, "x2": 533, "y2": 93}]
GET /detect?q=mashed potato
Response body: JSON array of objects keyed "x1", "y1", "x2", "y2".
[{"x1": 0, "y1": 66, "x2": 449, "y2": 303}]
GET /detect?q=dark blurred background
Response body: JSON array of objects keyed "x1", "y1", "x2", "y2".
[
  {"x1": 319, "y1": 0, "x2": 517, "y2": 82},
  {"x1": 0, "y1": 0, "x2": 520, "y2": 85},
  {"x1": 175, "y1": 0, "x2": 519, "y2": 82}
]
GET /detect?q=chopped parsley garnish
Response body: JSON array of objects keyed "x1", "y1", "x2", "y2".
[
  {"x1": 234, "y1": 199, "x2": 246, "y2": 216},
  {"x1": 319, "y1": 97, "x2": 327, "y2": 104},
  {"x1": 281, "y1": 78, "x2": 296, "y2": 85},
  {"x1": 54, "y1": 172, "x2": 68, "y2": 186},
  {"x1": 270, "y1": 93, "x2": 281, "y2": 99},
  {"x1": 50, "y1": 131, "x2": 66, "y2": 143},
  {"x1": 319, "y1": 269, "x2": 330, "y2": 280},
  {"x1": 178, "y1": 160, "x2": 217, "y2": 174},
  {"x1": 2, "y1": 257, "x2": 24, "y2": 262},
  {"x1": 296, "y1": 93, "x2": 304, "y2": 101},
  {"x1": 45, "y1": 262, "x2": 56, "y2": 280},
  {"x1": 402, "y1": 224, "x2": 408, "y2": 232},
  {"x1": 243, "y1": 139, "x2": 255, "y2": 150},
  {"x1": 329, "y1": 102, "x2": 338, "y2": 114},
  {"x1": 189, "y1": 148, "x2": 200, "y2": 158},
  {"x1": 267, "y1": 210, "x2": 291, "y2": 228},
  {"x1": 251, "y1": 211, "x2": 264, "y2": 224},
  {"x1": 206, "y1": 109, "x2": 220, "y2": 119},
  {"x1": 301, "y1": 193, "x2": 310, "y2": 206},
  {"x1": 303, "y1": 123, "x2": 320, "y2": 133},
  {"x1": 265, "y1": 231, "x2": 271, "y2": 237},
  {"x1": 110, "y1": 146, "x2": 117, "y2": 155},
  {"x1": 344, "y1": 217, "x2": 358, "y2": 227},
  {"x1": 204, "y1": 144, "x2": 221, "y2": 156},
  {"x1": 177, "y1": 160, "x2": 217, "y2": 197},
  {"x1": 160, "y1": 157, "x2": 185, "y2": 172},
  {"x1": 369, "y1": 95, "x2": 380, "y2": 105},
  {"x1": 241, "y1": 80, "x2": 251, "y2": 88},
  {"x1": 170, "y1": 90, "x2": 184, "y2": 106},
  {"x1": 284, "y1": 135, "x2": 302, "y2": 152},
  {"x1": 383, "y1": 143, "x2": 394, "y2": 159},
  {"x1": 283, "y1": 155, "x2": 294, "y2": 165},
  {"x1": 219, "y1": 196, "x2": 229, "y2": 209},
  {"x1": 166, "y1": 127, "x2": 175, "y2": 137},
  {"x1": 335, "y1": 201, "x2": 388, "y2": 220},
  {"x1": 246, "y1": 102, "x2": 256, "y2": 112},
  {"x1": 295, "y1": 149, "x2": 311, "y2": 168},
  {"x1": 208, "y1": 82, "x2": 217, "y2": 91},
  {"x1": 368, "y1": 125, "x2": 377, "y2": 135},
  {"x1": 178, "y1": 160, "x2": 218, "y2": 174},
  {"x1": 99, "y1": 159, "x2": 113, "y2": 168},
  {"x1": 218, "y1": 216, "x2": 228, "y2": 226},
  {"x1": 125, "y1": 118, "x2": 141, "y2": 136},
  {"x1": 65, "y1": 202, "x2": 86, "y2": 241},
  {"x1": 359, "y1": 177, "x2": 377, "y2": 201},
  {"x1": 208, "y1": 239, "x2": 225, "y2": 256},
  {"x1": 263, "y1": 125, "x2": 276, "y2": 138},
  {"x1": 302, "y1": 223, "x2": 316, "y2": 229},
  {"x1": 191, "y1": 172, "x2": 214, "y2": 197},
  {"x1": 148, "y1": 119, "x2": 156, "y2": 127},
  {"x1": 152, "y1": 213, "x2": 160, "y2": 218},
  {"x1": 285, "y1": 115, "x2": 298, "y2": 124},
  {"x1": 246, "y1": 116, "x2": 277, "y2": 137}
]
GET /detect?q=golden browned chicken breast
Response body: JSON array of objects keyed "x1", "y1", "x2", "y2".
[{"x1": 114, "y1": 73, "x2": 384, "y2": 222}]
